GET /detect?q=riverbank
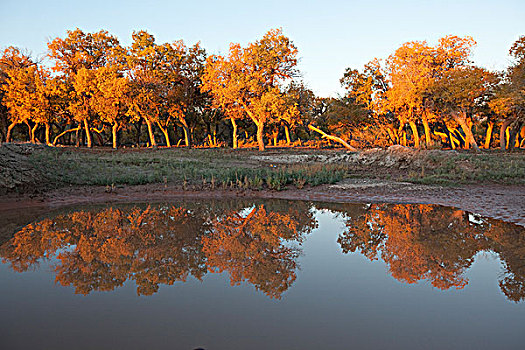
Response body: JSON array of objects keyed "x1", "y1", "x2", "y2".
[
  {"x1": 1, "y1": 180, "x2": 524, "y2": 227},
  {"x1": 1, "y1": 143, "x2": 524, "y2": 227}
]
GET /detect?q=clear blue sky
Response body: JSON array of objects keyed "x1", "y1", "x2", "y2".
[{"x1": 1, "y1": 0, "x2": 523, "y2": 97}]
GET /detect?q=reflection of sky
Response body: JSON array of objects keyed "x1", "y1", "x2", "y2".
[{"x1": 1, "y1": 0, "x2": 523, "y2": 97}]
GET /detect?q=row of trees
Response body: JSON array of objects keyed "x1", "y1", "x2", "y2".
[
  {"x1": 340, "y1": 35, "x2": 525, "y2": 151},
  {"x1": 0, "y1": 29, "x2": 523, "y2": 150}
]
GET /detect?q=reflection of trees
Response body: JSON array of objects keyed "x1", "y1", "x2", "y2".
[
  {"x1": 483, "y1": 224, "x2": 525, "y2": 303},
  {"x1": 336, "y1": 203, "x2": 525, "y2": 301},
  {"x1": 2, "y1": 201, "x2": 523, "y2": 302},
  {"x1": 0, "y1": 201, "x2": 316, "y2": 298},
  {"x1": 1, "y1": 206, "x2": 208, "y2": 295},
  {"x1": 203, "y1": 204, "x2": 317, "y2": 298}
]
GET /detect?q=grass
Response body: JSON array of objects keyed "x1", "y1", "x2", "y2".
[
  {"x1": 19, "y1": 145, "x2": 525, "y2": 194},
  {"x1": 28, "y1": 146, "x2": 347, "y2": 191},
  {"x1": 406, "y1": 151, "x2": 525, "y2": 185}
]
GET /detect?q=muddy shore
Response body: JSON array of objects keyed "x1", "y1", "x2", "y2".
[{"x1": 1, "y1": 179, "x2": 523, "y2": 227}]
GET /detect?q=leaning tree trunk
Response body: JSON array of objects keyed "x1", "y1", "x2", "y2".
[
  {"x1": 445, "y1": 125, "x2": 458, "y2": 150},
  {"x1": 231, "y1": 118, "x2": 238, "y2": 149},
  {"x1": 408, "y1": 121, "x2": 419, "y2": 148},
  {"x1": 6, "y1": 122, "x2": 16, "y2": 143},
  {"x1": 157, "y1": 122, "x2": 171, "y2": 147},
  {"x1": 484, "y1": 122, "x2": 494, "y2": 149},
  {"x1": 385, "y1": 126, "x2": 397, "y2": 145},
  {"x1": 83, "y1": 119, "x2": 92, "y2": 148},
  {"x1": 30, "y1": 123, "x2": 38, "y2": 143},
  {"x1": 308, "y1": 124, "x2": 357, "y2": 151},
  {"x1": 144, "y1": 118, "x2": 157, "y2": 148},
  {"x1": 456, "y1": 116, "x2": 478, "y2": 150},
  {"x1": 256, "y1": 122, "x2": 265, "y2": 151},
  {"x1": 499, "y1": 119, "x2": 513, "y2": 150}
]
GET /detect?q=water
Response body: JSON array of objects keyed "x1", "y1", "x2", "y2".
[{"x1": 1, "y1": 199, "x2": 524, "y2": 349}]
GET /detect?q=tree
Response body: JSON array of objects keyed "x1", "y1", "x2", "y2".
[
  {"x1": 490, "y1": 36, "x2": 525, "y2": 151},
  {"x1": 92, "y1": 66, "x2": 131, "y2": 149},
  {"x1": 48, "y1": 29, "x2": 121, "y2": 147},
  {"x1": 431, "y1": 66, "x2": 498, "y2": 150},
  {"x1": 163, "y1": 41, "x2": 207, "y2": 148},
  {"x1": 202, "y1": 29, "x2": 299, "y2": 151},
  {"x1": 1, "y1": 47, "x2": 35, "y2": 142},
  {"x1": 383, "y1": 36, "x2": 476, "y2": 148},
  {"x1": 125, "y1": 31, "x2": 165, "y2": 147}
]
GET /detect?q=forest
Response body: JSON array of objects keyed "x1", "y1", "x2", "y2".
[{"x1": 0, "y1": 28, "x2": 524, "y2": 151}]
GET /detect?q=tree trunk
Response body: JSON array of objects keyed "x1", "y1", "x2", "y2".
[
  {"x1": 508, "y1": 121, "x2": 523, "y2": 152},
  {"x1": 386, "y1": 126, "x2": 397, "y2": 145},
  {"x1": 112, "y1": 123, "x2": 119, "y2": 149},
  {"x1": 6, "y1": 122, "x2": 16, "y2": 143},
  {"x1": 135, "y1": 121, "x2": 142, "y2": 147},
  {"x1": 308, "y1": 124, "x2": 357, "y2": 151},
  {"x1": 54, "y1": 126, "x2": 80, "y2": 146},
  {"x1": 484, "y1": 122, "x2": 494, "y2": 149},
  {"x1": 24, "y1": 121, "x2": 31, "y2": 142},
  {"x1": 182, "y1": 124, "x2": 191, "y2": 148},
  {"x1": 83, "y1": 119, "x2": 92, "y2": 148},
  {"x1": 456, "y1": 115, "x2": 478, "y2": 150},
  {"x1": 30, "y1": 123, "x2": 38, "y2": 143},
  {"x1": 445, "y1": 125, "x2": 457, "y2": 150},
  {"x1": 92, "y1": 129, "x2": 104, "y2": 146},
  {"x1": 256, "y1": 122, "x2": 265, "y2": 151},
  {"x1": 157, "y1": 122, "x2": 171, "y2": 147},
  {"x1": 422, "y1": 113, "x2": 432, "y2": 147},
  {"x1": 145, "y1": 118, "x2": 156, "y2": 148},
  {"x1": 408, "y1": 121, "x2": 419, "y2": 148},
  {"x1": 45, "y1": 123, "x2": 51, "y2": 146},
  {"x1": 75, "y1": 125, "x2": 80, "y2": 147},
  {"x1": 284, "y1": 124, "x2": 291, "y2": 145},
  {"x1": 499, "y1": 119, "x2": 513, "y2": 150},
  {"x1": 231, "y1": 118, "x2": 238, "y2": 149}
]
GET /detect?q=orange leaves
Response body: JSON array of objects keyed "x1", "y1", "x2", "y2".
[{"x1": 202, "y1": 29, "x2": 299, "y2": 150}]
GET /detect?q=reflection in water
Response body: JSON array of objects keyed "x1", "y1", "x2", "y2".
[
  {"x1": 336, "y1": 204, "x2": 525, "y2": 302},
  {"x1": 1, "y1": 201, "x2": 524, "y2": 302},
  {"x1": 0, "y1": 201, "x2": 317, "y2": 298}
]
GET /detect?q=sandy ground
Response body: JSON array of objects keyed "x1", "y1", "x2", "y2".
[{"x1": 1, "y1": 180, "x2": 523, "y2": 227}]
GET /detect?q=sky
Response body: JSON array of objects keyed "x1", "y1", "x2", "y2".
[{"x1": 1, "y1": 0, "x2": 523, "y2": 97}]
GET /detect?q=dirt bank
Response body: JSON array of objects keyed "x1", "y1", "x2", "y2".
[
  {"x1": 1, "y1": 143, "x2": 523, "y2": 227},
  {"x1": 1, "y1": 180, "x2": 523, "y2": 227}
]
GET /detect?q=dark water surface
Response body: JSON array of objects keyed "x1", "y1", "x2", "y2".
[{"x1": 1, "y1": 199, "x2": 524, "y2": 349}]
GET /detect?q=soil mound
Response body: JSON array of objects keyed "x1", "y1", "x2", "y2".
[{"x1": 0, "y1": 143, "x2": 48, "y2": 195}]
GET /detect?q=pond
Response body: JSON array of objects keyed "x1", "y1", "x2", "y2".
[{"x1": 1, "y1": 199, "x2": 524, "y2": 349}]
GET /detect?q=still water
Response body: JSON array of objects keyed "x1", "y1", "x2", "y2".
[{"x1": 0, "y1": 199, "x2": 524, "y2": 349}]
